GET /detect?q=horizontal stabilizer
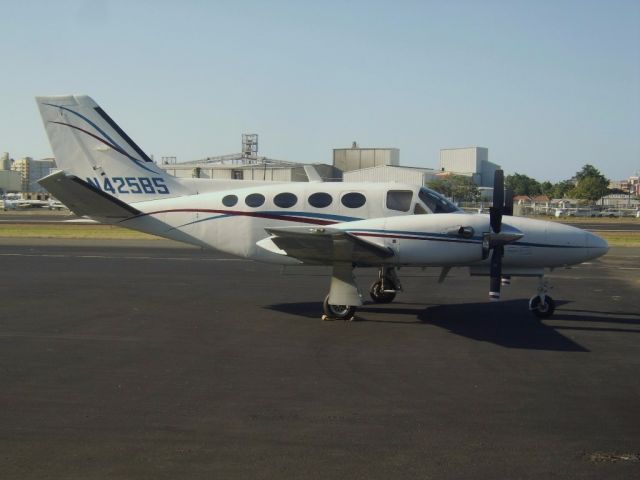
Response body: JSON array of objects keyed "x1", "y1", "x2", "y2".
[
  {"x1": 261, "y1": 226, "x2": 393, "y2": 265},
  {"x1": 38, "y1": 171, "x2": 140, "y2": 219}
]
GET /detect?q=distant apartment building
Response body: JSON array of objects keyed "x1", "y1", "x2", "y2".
[
  {"x1": 608, "y1": 179, "x2": 629, "y2": 192},
  {"x1": 609, "y1": 176, "x2": 640, "y2": 196},
  {"x1": 10, "y1": 157, "x2": 57, "y2": 193}
]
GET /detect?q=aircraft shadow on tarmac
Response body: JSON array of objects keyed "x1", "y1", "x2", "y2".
[
  {"x1": 265, "y1": 299, "x2": 638, "y2": 352},
  {"x1": 414, "y1": 300, "x2": 588, "y2": 352}
]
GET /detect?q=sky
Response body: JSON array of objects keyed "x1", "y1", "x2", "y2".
[{"x1": 1, "y1": 0, "x2": 639, "y2": 182}]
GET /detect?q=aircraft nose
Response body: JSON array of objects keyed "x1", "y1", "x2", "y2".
[{"x1": 584, "y1": 231, "x2": 609, "y2": 260}]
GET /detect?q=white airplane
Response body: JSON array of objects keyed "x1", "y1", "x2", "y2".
[
  {"x1": 35, "y1": 95, "x2": 608, "y2": 320},
  {"x1": 1, "y1": 194, "x2": 54, "y2": 210}
]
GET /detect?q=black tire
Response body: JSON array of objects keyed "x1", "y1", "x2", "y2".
[
  {"x1": 323, "y1": 295, "x2": 356, "y2": 320},
  {"x1": 369, "y1": 278, "x2": 397, "y2": 303},
  {"x1": 530, "y1": 295, "x2": 556, "y2": 319}
]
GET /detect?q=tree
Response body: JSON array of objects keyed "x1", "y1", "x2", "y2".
[
  {"x1": 540, "y1": 181, "x2": 555, "y2": 197},
  {"x1": 569, "y1": 164, "x2": 609, "y2": 202},
  {"x1": 574, "y1": 164, "x2": 606, "y2": 182},
  {"x1": 570, "y1": 176, "x2": 609, "y2": 202},
  {"x1": 427, "y1": 175, "x2": 480, "y2": 202},
  {"x1": 551, "y1": 180, "x2": 574, "y2": 199},
  {"x1": 505, "y1": 173, "x2": 541, "y2": 196}
]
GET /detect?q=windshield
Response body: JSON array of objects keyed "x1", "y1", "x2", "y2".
[{"x1": 418, "y1": 187, "x2": 460, "y2": 214}]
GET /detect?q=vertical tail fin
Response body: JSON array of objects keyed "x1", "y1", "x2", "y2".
[{"x1": 36, "y1": 95, "x2": 190, "y2": 202}]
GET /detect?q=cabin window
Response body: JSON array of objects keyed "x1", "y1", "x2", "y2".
[
  {"x1": 341, "y1": 192, "x2": 366, "y2": 209},
  {"x1": 222, "y1": 194, "x2": 238, "y2": 207},
  {"x1": 308, "y1": 192, "x2": 333, "y2": 208},
  {"x1": 386, "y1": 190, "x2": 413, "y2": 212},
  {"x1": 273, "y1": 192, "x2": 298, "y2": 208},
  {"x1": 245, "y1": 193, "x2": 265, "y2": 208}
]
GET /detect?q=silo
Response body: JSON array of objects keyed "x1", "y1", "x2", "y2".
[{"x1": 1, "y1": 152, "x2": 11, "y2": 170}]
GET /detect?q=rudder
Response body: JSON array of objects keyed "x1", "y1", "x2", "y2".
[{"x1": 36, "y1": 95, "x2": 190, "y2": 202}]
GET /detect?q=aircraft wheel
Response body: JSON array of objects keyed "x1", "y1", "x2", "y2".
[
  {"x1": 369, "y1": 279, "x2": 397, "y2": 303},
  {"x1": 530, "y1": 295, "x2": 555, "y2": 319},
  {"x1": 323, "y1": 295, "x2": 356, "y2": 320}
]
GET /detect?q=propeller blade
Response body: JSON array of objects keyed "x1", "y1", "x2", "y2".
[
  {"x1": 489, "y1": 245, "x2": 503, "y2": 301},
  {"x1": 504, "y1": 188, "x2": 514, "y2": 216},
  {"x1": 490, "y1": 169, "x2": 504, "y2": 233},
  {"x1": 487, "y1": 169, "x2": 512, "y2": 301},
  {"x1": 493, "y1": 169, "x2": 504, "y2": 208}
]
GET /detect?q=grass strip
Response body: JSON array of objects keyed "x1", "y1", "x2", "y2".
[
  {"x1": 596, "y1": 231, "x2": 640, "y2": 247},
  {"x1": 0, "y1": 224, "x2": 158, "y2": 240},
  {"x1": 545, "y1": 216, "x2": 640, "y2": 224}
]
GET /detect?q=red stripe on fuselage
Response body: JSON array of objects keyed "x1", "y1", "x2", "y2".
[{"x1": 126, "y1": 208, "x2": 336, "y2": 226}]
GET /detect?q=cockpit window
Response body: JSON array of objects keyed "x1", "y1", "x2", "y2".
[
  {"x1": 414, "y1": 203, "x2": 428, "y2": 214},
  {"x1": 418, "y1": 187, "x2": 459, "y2": 213},
  {"x1": 386, "y1": 190, "x2": 413, "y2": 212}
]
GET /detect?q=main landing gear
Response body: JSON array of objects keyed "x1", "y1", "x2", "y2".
[
  {"x1": 529, "y1": 276, "x2": 555, "y2": 319},
  {"x1": 369, "y1": 267, "x2": 401, "y2": 304},
  {"x1": 322, "y1": 295, "x2": 356, "y2": 321},
  {"x1": 321, "y1": 264, "x2": 361, "y2": 321},
  {"x1": 322, "y1": 266, "x2": 402, "y2": 320}
]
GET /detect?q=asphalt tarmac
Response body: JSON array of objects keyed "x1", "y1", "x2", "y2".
[{"x1": 0, "y1": 239, "x2": 639, "y2": 479}]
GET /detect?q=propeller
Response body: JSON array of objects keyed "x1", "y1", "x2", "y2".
[
  {"x1": 486, "y1": 170, "x2": 518, "y2": 301},
  {"x1": 504, "y1": 188, "x2": 514, "y2": 216}
]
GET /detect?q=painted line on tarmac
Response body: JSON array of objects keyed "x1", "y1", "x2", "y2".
[
  {"x1": 0, "y1": 253, "x2": 247, "y2": 262},
  {"x1": 0, "y1": 332, "x2": 144, "y2": 342},
  {"x1": 553, "y1": 309, "x2": 640, "y2": 320}
]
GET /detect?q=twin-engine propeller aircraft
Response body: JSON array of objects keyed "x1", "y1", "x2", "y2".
[{"x1": 36, "y1": 95, "x2": 608, "y2": 320}]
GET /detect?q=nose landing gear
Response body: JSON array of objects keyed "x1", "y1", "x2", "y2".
[
  {"x1": 529, "y1": 276, "x2": 555, "y2": 319},
  {"x1": 369, "y1": 267, "x2": 401, "y2": 304}
]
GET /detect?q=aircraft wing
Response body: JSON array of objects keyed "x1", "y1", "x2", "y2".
[
  {"x1": 38, "y1": 171, "x2": 140, "y2": 219},
  {"x1": 259, "y1": 226, "x2": 394, "y2": 265}
]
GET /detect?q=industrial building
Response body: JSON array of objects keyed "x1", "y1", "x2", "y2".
[
  {"x1": 439, "y1": 147, "x2": 500, "y2": 187},
  {"x1": 158, "y1": 134, "x2": 340, "y2": 182},
  {"x1": 158, "y1": 138, "x2": 400, "y2": 183},
  {"x1": 333, "y1": 143, "x2": 399, "y2": 173},
  {"x1": 343, "y1": 165, "x2": 437, "y2": 185},
  {"x1": 156, "y1": 140, "x2": 502, "y2": 193},
  {"x1": 160, "y1": 156, "x2": 339, "y2": 182}
]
